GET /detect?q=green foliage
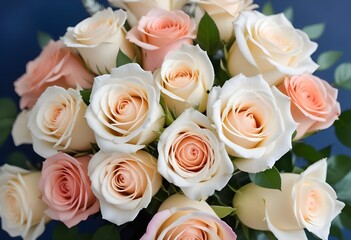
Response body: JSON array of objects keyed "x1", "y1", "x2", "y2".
[
  {"x1": 302, "y1": 23, "x2": 325, "y2": 40},
  {"x1": 317, "y1": 51, "x2": 342, "y2": 70},
  {"x1": 334, "y1": 171, "x2": 351, "y2": 205},
  {"x1": 116, "y1": 49, "x2": 133, "y2": 67},
  {"x1": 0, "y1": 98, "x2": 17, "y2": 146},
  {"x1": 283, "y1": 7, "x2": 294, "y2": 22},
  {"x1": 211, "y1": 205, "x2": 235, "y2": 218},
  {"x1": 262, "y1": 2, "x2": 274, "y2": 15},
  {"x1": 6, "y1": 152, "x2": 31, "y2": 170},
  {"x1": 159, "y1": 96, "x2": 175, "y2": 126},
  {"x1": 335, "y1": 63, "x2": 351, "y2": 89},
  {"x1": 249, "y1": 167, "x2": 281, "y2": 190},
  {"x1": 92, "y1": 225, "x2": 120, "y2": 240},
  {"x1": 53, "y1": 223, "x2": 91, "y2": 240},
  {"x1": 37, "y1": 31, "x2": 52, "y2": 49},
  {"x1": 196, "y1": 12, "x2": 221, "y2": 55},
  {"x1": 80, "y1": 89, "x2": 92, "y2": 105},
  {"x1": 334, "y1": 110, "x2": 351, "y2": 148},
  {"x1": 292, "y1": 142, "x2": 327, "y2": 165},
  {"x1": 327, "y1": 155, "x2": 351, "y2": 185}
]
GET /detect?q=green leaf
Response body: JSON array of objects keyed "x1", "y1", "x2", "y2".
[
  {"x1": 334, "y1": 110, "x2": 351, "y2": 148},
  {"x1": 292, "y1": 142, "x2": 323, "y2": 164},
  {"x1": 327, "y1": 155, "x2": 351, "y2": 185},
  {"x1": 274, "y1": 151, "x2": 293, "y2": 173},
  {"x1": 80, "y1": 89, "x2": 92, "y2": 105},
  {"x1": 330, "y1": 224, "x2": 346, "y2": 240},
  {"x1": 249, "y1": 167, "x2": 281, "y2": 190},
  {"x1": 335, "y1": 63, "x2": 351, "y2": 89},
  {"x1": 334, "y1": 171, "x2": 351, "y2": 205},
  {"x1": 53, "y1": 223, "x2": 80, "y2": 240},
  {"x1": 7, "y1": 152, "x2": 30, "y2": 170},
  {"x1": 92, "y1": 225, "x2": 120, "y2": 240},
  {"x1": 339, "y1": 204, "x2": 351, "y2": 230},
  {"x1": 0, "y1": 98, "x2": 18, "y2": 146},
  {"x1": 302, "y1": 23, "x2": 325, "y2": 40},
  {"x1": 283, "y1": 7, "x2": 294, "y2": 22},
  {"x1": 211, "y1": 205, "x2": 235, "y2": 218},
  {"x1": 37, "y1": 31, "x2": 52, "y2": 49},
  {"x1": 196, "y1": 12, "x2": 221, "y2": 55},
  {"x1": 159, "y1": 96, "x2": 175, "y2": 126},
  {"x1": 262, "y1": 2, "x2": 274, "y2": 15},
  {"x1": 317, "y1": 51, "x2": 342, "y2": 70},
  {"x1": 116, "y1": 49, "x2": 132, "y2": 67}
]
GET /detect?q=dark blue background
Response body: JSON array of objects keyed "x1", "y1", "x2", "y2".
[{"x1": 0, "y1": 0, "x2": 350, "y2": 239}]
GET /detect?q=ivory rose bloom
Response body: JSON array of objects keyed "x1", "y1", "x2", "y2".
[
  {"x1": 14, "y1": 40, "x2": 93, "y2": 109},
  {"x1": 279, "y1": 74, "x2": 340, "y2": 140},
  {"x1": 85, "y1": 63, "x2": 165, "y2": 153},
  {"x1": 227, "y1": 11, "x2": 319, "y2": 86},
  {"x1": 39, "y1": 153, "x2": 99, "y2": 228},
  {"x1": 154, "y1": 44, "x2": 214, "y2": 116},
  {"x1": 62, "y1": 8, "x2": 134, "y2": 75},
  {"x1": 88, "y1": 150, "x2": 162, "y2": 225},
  {"x1": 0, "y1": 165, "x2": 49, "y2": 240},
  {"x1": 233, "y1": 159, "x2": 345, "y2": 240},
  {"x1": 27, "y1": 86, "x2": 95, "y2": 158},
  {"x1": 108, "y1": 0, "x2": 188, "y2": 26},
  {"x1": 127, "y1": 8, "x2": 197, "y2": 71},
  {"x1": 141, "y1": 194, "x2": 237, "y2": 239},
  {"x1": 193, "y1": 0, "x2": 258, "y2": 42},
  {"x1": 207, "y1": 74, "x2": 297, "y2": 173},
  {"x1": 158, "y1": 108, "x2": 234, "y2": 200}
]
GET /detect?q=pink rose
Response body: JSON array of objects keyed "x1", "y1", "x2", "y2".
[
  {"x1": 126, "y1": 8, "x2": 196, "y2": 71},
  {"x1": 279, "y1": 73, "x2": 340, "y2": 140},
  {"x1": 141, "y1": 194, "x2": 237, "y2": 240},
  {"x1": 14, "y1": 40, "x2": 94, "y2": 109},
  {"x1": 39, "y1": 153, "x2": 99, "y2": 228}
]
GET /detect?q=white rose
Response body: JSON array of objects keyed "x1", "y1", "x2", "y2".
[
  {"x1": 158, "y1": 108, "x2": 234, "y2": 200},
  {"x1": 227, "y1": 11, "x2": 319, "y2": 86},
  {"x1": 193, "y1": 0, "x2": 258, "y2": 42},
  {"x1": 85, "y1": 63, "x2": 165, "y2": 153},
  {"x1": 108, "y1": 0, "x2": 188, "y2": 26},
  {"x1": 28, "y1": 86, "x2": 95, "y2": 158},
  {"x1": 233, "y1": 159, "x2": 345, "y2": 240},
  {"x1": 88, "y1": 150, "x2": 162, "y2": 225},
  {"x1": 207, "y1": 74, "x2": 297, "y2": 173},
  {"x1": 62, "y1": 8, "x2": 134, "y2": 75},
  {"x1": 154, "y1": 44, "x2": 214, "y2": 117},
  {"x1": 0, "y1": 165, "x2": 49, "y2": 240}
]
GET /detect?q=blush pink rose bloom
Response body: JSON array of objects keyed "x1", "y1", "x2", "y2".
[
  {"x1": 127, "y1": 8, "x2": 196, "y2": 71},
  {"x1": 278, "y1": 74, "x2": 340, "y2": 140},
  {"x1": 141, "y1": 194, "x2": 237, "y2": 240},
  {"x1": 39, "y1": 153, "x2": 99, "y2": 228},
  {"x1": 14, "y1": 40, "x2": 94, "y2": 110}
]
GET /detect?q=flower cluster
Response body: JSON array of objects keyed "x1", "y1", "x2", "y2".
[{"x1": 1, "y1": 0, "x2": 347, "y2": 240}]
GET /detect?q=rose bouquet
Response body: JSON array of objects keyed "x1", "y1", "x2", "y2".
[{"x1": 1, "y1": 0, "x2": 351, "y2": 239}]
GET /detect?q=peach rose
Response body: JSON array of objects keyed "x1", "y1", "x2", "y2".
[
  {"x1": 108, "y1": 0, "x2": 188, "y2": 26},
  {"x1": 88, "y1": 150, "x2": 162, "y2": 225},
  {"x1": 158, "y1": 108, "x2": 234, "y2": 200},
  {"x1": 39, "y1": 153, "x2": 99, "y2": 228},
  {"x1": 85, "y1": 63, "x2": 165, "y2": 153},
  {"x1": 141, "y1": 194, "x2": 237, "y2": 239},
  {"x1": 207, "y1": 74, "x2": 297, "y2": 173},
  {"x1": 193, "y1": 0, "x2": 258, "y2": 42},
  {"x1": 62, "y1": 8, "x2": 134, "y2": 75},
  {"x1": 227, "y1": 11, "x2": 319, "y2": 86},
  {"x1": 127, "y1": 8, "x2": 196, "y2": 71},
  {"x1": 233, "y1": 159, "x2": 345, "y2": 240},
  {"x1": 0, "y1": 165, "x2": 49, "y2": 240},
  {"x1": 14, "y1": 40, "x2": 93, "y2": 109},
  {"x1": 27, "y1": 86, "x2": 96, "y2": 158},
  {"x1": 278, "y1": 73, "x2": 340, "y2": 140},
  {"x1": 154, "y1": 44, "x2": 214, "y2": 116}
]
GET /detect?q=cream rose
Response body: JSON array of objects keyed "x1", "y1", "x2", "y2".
[
  {"x1": 158, "y1": 108, "x2": 234, "y2": 200},
  {"x1": 278, "y1": 73, "x2": 340, "y2": 140},
  {"x1": 85, "y1": 63, "x2": 165, "y2": 153},
  {"x1": 141, "y1": 194, "x2": 237, "y2": 239},
  {"x1": 233, "y1": 159, "x2": 345, "y2": 240},
  {"x1": 154, "y1": 44, "x2": 214, "y2": 116},
  {"x1": 62, "y1": 8, "x2": 134, "y2": 75},
  {"x1": 207, "y1": 74, "x2": 297, "y2": 173},
  {"x1": 126, "y1": 8, "x2": 196, "y2": 71},
  {"x1": 193, "y1": 0, "x2": 258, "y2": 42},
  {"x1": 88, "y1": 150, "x2": 162, "y2": 225},
  {"x1": 227, "y1": 11, "x2": 319, "y2": 86},
  {"x1": 0, "y1": 165, "x2": 49, "y2": 240},
  {"x1": 108, "y1": 0, "x2": 188, "y2": 26},
  {"x1": 27, "y1": 86, "x2": 95, "y2": 158}
]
